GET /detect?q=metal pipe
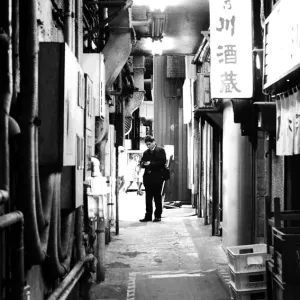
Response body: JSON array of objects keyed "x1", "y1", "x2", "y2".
[
  {"x1": 0, "y1": 210, "x2": 23, "y2": 229},
  {"x1": 0, "y1": 189, "x2": 9, "y2": 205},
  {"x1": 96, "y1": 210, "x2": 105, "y2": 282},
  {"x1": 58, "y1": 210, "x2": 75, "y2": 261},
  {"x1": 97, "y1": 0, "x2": 107, "y2": 50},
  {"x1": 0, "y1": 211, "x2": 25, "y2": 300},
  {"x1": 115, "y1": 146, "x2": 120, "y2": 235},
  {"x1": 75, "y1": 0, "x2": 82, "y2": 61},
  {"x1": 59, "y1": 268, "x2": 85, "y2": 300},
  {"x1": 64, "y1": 0, "x2": 72, "y2": 48},
  {"x1": 35, "y1": 129, "x2": 47, "y2": 231},
  {"x1": 19, "y1": 0, "x2": 48, "y2": 264},
  {"x1": 0, "y1": 29, "x2": 11, "y2": 206},
  {"x1": 12, "y1": 0, "x2": 19, "y2": 106},
  {"x1": 75, "y1": 206, "x2": 86, "y2": 260},
  {"x1": 39, "y1": 172, "x2": 54, "y2": 247},
  {"x1": 47, "y1": 254, "x2": 96, "y2": 300},
  {"x1": 47, "y1": 173, "x2": 75, "y2": 278}
]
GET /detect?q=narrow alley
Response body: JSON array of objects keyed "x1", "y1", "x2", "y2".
[
  {"x1": 90, "y1": 189, "x2": 231, "y2": 300},
  {"x1": 3, "y1": 1, "x2": 300, "y2": 299}
]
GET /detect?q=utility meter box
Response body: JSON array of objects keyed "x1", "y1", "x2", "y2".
[
  {"x1": 38, "y1": 42, "x2": 85, "y2": 167},
  {"x1": 39, "y1": 42, "x2": 84, "y2": 208},
  {"x1": 82, "y1": 53, "x2": 106, "y2": 119}
]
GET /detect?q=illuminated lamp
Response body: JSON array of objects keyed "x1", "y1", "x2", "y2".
[{"x1": 151, "y1": 40, "x2": 163, "y2": 55}]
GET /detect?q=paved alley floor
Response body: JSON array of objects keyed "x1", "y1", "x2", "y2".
[{"x1": 90, "y1": 190, "x2": 231, "y2": 300}]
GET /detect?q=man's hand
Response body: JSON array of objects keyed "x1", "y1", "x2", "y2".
[{"x1": 143, "y1": 161, "x2": 150, "y2": 166}]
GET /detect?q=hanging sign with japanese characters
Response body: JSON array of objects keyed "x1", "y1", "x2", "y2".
[{"x1": 210, "y1": 0, "x2": 253, "y2": 98}]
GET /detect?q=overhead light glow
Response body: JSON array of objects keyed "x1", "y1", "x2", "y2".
[
  {"x1": 255, "y1": 53, "x2": 261, "y2": 70},
  {"x1": 151, "y1": 40, "x2": 163, "y2": 55},
  {"x1": 134, "y1": 0, "x2": 182, "y2": 12},
  {"x1": 149, "y1": 2, "x2": 166, "y2": 12}
]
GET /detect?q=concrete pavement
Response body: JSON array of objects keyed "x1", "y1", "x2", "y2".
[{"x1": 90, "y1": 189, "x2": 231, "y2": 300}]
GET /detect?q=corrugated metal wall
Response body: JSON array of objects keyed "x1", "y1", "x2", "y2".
[{"x1": 153, "y1": 56, "x2": 190, "y2": 203}]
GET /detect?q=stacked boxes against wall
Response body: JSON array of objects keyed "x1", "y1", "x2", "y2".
[
  {"x1": 264, "y1": 196, "x2": 300, "y2": 300},
  {"x1": 270, "y1": 227, "x2": 300, "y2": 300},
  {"x1": 227, "y1": 244, "x2": 269, "y2": 300}
]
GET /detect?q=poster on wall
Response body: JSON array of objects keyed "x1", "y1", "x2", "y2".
[
  {"x1": 209, "y1": 0, "x2": 253, "y2": 99},
  {"x1": 125, "y1": 150, "x2": 144, "y2": 189}
]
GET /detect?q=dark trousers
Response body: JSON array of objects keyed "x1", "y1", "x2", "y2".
[{"x1": 144, "y1": 182, "x2": 163, "y2": 219}]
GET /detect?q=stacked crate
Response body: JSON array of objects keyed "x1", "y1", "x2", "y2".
[
  {"x1": 271, "y1": 227, "x2": 300, "y2": 299},
  {"x1": 264, "y1": 196, "x2": 300, "y2": 299},
  {"x1": 227, "y1": 244, "x2": 270, "y2": 300}
]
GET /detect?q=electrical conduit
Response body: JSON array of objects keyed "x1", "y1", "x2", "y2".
[
  {"x1": 47, "y1": 254, "x2": 96, "y2": 300},
  {"x1": 19, "y1": 0, "x2": 76, "y2": 273},
  {"x1": 0, "y1": 211, "x2": 25, "y2": 300}
]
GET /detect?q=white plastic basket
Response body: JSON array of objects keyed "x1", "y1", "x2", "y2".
[
  {"x1": 227, "y1": 244, "x2": 269, "y2": 273},
  {"x1": 229, "y1": 266, "x2": 266, "y2": 290},
  {"x1": 230, "y1": 283, "x2": 267, "y2": 300}
]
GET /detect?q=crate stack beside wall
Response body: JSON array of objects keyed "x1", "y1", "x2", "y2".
[
  {"x1": 227, "y1": 244, "x2": 270, "y2": 300},
  {"x1": 270, "y1": 227, "x2": 300, "y2": 299}
]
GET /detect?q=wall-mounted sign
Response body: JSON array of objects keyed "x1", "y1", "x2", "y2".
[
  {"x1": 210, "y1": 0, "x2": 253, "y2": 99},
  {"x1": 263, "y1": 0, "x2": 300, "y2": 90}
]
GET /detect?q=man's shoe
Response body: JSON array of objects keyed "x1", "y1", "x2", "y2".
[
  {"x1": 139, "y1": 218, "x2": 152, "y2": 222},
  {"x1": 153, "y1": 217, "x2": 161, "y2": 222}
]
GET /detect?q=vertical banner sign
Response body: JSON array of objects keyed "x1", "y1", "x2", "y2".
[
  {"x1": 276, "y1": 88, "x2": 300, "y2": 156},
  {"x1": 210, "y1": 0, "x2": 253, "y2": 98}
]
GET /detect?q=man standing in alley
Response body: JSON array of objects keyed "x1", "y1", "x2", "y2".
[{"x1": 139, "y1": 135, "x2": 166, "y2": 222}]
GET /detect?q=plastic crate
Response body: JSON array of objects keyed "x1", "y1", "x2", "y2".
[
  {"x1": 227, "y1": 244, "x2": 269, "y2": 273},
  {"x1": 230, "y1": 283, "x2": 267, "y2": 300},
  {"x1": 229, "y1": 266, "x2": 266, "y2": 290},
  {"x1": 272, "y1": 227, "x2": 300, "y2": 283}
]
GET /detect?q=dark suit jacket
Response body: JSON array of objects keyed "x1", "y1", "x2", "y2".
[{"x1": 141, "y1": 146, "x2": 166, "y2": 186}]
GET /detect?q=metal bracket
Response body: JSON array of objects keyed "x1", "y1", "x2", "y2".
[{"x1": 201, "y1": 30, "x2": 210, "y2": 43}]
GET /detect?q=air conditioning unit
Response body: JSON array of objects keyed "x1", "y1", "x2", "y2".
[{"x1": 82, "y1": 52, "x2": 106, "y2": 119}]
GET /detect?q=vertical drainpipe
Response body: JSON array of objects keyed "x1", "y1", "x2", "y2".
[
  {"x1": 75, "y1": 0, "x2": 82, "y2": 62},
  {"x1": 64, "y1": 0, "x2": 72, "y2": 50},
  {"x1": 12, "y1": 0, "x2": 19, "y2": 107},
  {"x1": 0, "y1": 0, "x2": 12, "y2": 206},
  {"x1": 95, "y1": 3, "x2": 108, "y2": 282},
  {"x1": 98, "y1": 4, "x2": 107, "y2": 51},
  {"x1": 115, "y1": 74, "x2": 124, "y2": 236},
  {"x1": 222, "y1": 100, "x2": 253, "y2": 247}
]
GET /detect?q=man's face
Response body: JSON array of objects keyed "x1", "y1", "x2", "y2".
[{"x1": 146, "y1": 140, "x2": 155, "y2": 151}]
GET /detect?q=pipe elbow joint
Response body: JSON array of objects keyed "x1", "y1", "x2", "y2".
[{"x1": 0, "y1": 190, "x2": 9, "y2": 205}]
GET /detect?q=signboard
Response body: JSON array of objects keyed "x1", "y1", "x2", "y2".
[
  {"x1": 210, "y1": 0, "x2": 253, "y2": 98},
  {"x1": 263, "y1": 0, "x2": 300, "y2": 89}
]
